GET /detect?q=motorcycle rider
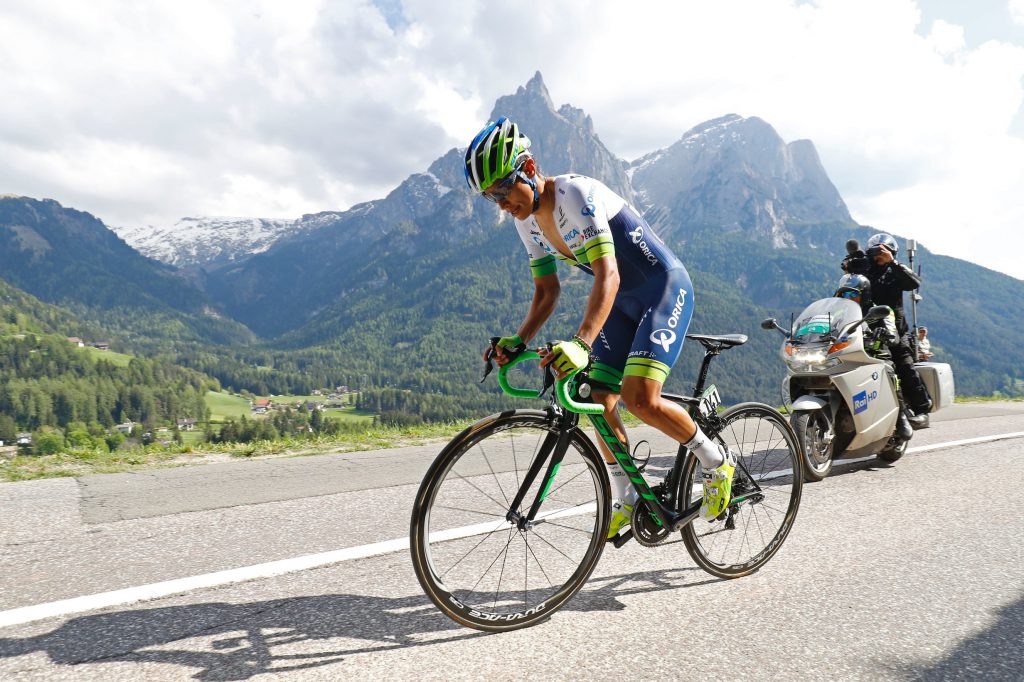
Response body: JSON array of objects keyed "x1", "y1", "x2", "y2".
[
  {"x1": 841, "y1": 233, "x2": 932, "y2": 426},
  {"x1": 835, "y1": 274, "x2": 914, "y2": 442}
]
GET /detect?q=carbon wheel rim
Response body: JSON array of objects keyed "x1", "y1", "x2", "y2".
[
  {"x1": 419, "y1": 418, "x2": 606, "y2": 623},
  {"x1": 684, "y1": 407, "x2": 801, "y2": 572}
]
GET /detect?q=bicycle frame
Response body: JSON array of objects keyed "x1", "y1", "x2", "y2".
[{"x1": 500, "y1": 340, "x2": 746, "y2": 536}]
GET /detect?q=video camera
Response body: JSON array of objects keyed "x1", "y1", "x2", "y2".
[{"x1": 842, "y1": 239, "x2": 871, "y2": 275}]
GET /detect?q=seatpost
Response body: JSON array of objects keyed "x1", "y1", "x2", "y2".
[{"x1": 692, "y1": 345, "x2": 721, "y2": 397}]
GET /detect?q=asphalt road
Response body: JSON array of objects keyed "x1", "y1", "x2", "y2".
[{"x1": 0, "y1": 402, "x2": 1022, "y2": 680}]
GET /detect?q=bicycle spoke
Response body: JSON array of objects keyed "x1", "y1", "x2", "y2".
[
  {"x1": 510, "y1": 430, "x2": 523, "y2": 493},
  {"x1": 529, "y1": 526, "x2": 584, "y2": 566},
  {"x1": 523, "y1": 532, "x2": 555, "y2": 589},
  {"x1": 537, "y1": 465, "x2": 589, "y2": 503},
  {"x1": 451, "y1": 468, "x2": 512, "y2": 514},
  {"x1": 414, "y1": 414, "x2": 607, "y2": 628},
  {"x1": 438, "y1": 520, "x2": 510, "y2": 579},
  {"x1": 469, "y1": 526, "x2": 515, "y2": 596},
  {"x1": 523, "y1": 530, "x2": 528, "y2": 608},
  {"x1": 478, "y1": 441, "x2": 511, "y2": 508},
  {"x1": 537, "y1": 519, "x2": 596, "y2": 536},
  {"x1": 434, "y1": 504, "x2": 506, "y2": 520},
  {"x1": 493, "y1": 528, "x2": 514, "y2": 609},
  {"x1": 535, "y1": 499, "x2": 597, "y2": 521}
]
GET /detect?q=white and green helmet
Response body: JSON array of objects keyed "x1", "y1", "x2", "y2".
[{"x1": 464, "y1": 117, "x2": 532, "y2": 193}]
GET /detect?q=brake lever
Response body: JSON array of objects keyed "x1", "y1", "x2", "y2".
[
  {"x1": 480, "y1": 337, "x2": 500, "y2": 383},
  {"x1": 539, "y1": 342, "x2": 556, "y2": 397}
]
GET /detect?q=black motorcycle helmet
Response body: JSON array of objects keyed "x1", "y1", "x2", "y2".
[{"x1": 835, "y1": 273, "x2": 872, "y2": 314}]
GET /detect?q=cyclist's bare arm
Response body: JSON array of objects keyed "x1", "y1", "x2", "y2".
[
  {"x1": 539, "y1": 255, "x2": 619, "y2": 373},
  {"x1": 492, "y1": 273, "x2": 560, "y2": 366},
  {"x1": 575, "y1": 255, "x2": 619, "y2": 347}
]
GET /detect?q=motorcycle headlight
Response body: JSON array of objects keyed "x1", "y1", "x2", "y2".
[{"x1": 785, "y1": 345, "x2": 840, "y2": 372}]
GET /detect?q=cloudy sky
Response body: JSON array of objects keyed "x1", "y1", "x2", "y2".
[{"x1": 2, "y1": 0, "x2": 1023, "y2": 279}]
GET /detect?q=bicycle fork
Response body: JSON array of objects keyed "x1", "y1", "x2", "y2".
[{"x1": 505, "y1": 429, "x2": 573, "y2": 531}]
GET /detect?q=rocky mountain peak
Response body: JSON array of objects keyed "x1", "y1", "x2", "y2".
[
  {"x1": 630, "y1": 114, "x2": 851, "y2": 244},
  {"x1": 487, "y1": 72, "x2": 631, "y2": 198}
]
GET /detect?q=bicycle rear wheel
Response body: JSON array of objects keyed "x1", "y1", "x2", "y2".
[
  {"x1": 680, "y1": 402, "x2": 802, "y2": 578},
  {"x1": 410, "y1": 410, "x2": 610, "y2": 631}
]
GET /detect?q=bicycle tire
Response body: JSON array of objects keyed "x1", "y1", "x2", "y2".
[
  {"x1": 679, "y1": 402, "x2": 803, "y2": 578},
  {"x1": 410, "y1": 410, "x2": 610, "y2": 632}
]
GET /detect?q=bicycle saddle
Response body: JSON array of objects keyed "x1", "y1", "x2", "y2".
[{"x1": 685, "y1": 333, "x2": 748, "y2": 348}]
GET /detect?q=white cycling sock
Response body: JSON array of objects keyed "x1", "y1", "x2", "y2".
[
  {"x1": 684, "y1": 427, "x2": 725, "y2": 469},
  {"x1": 606, "y1": 462, "x2": 632, "y2": 501}
]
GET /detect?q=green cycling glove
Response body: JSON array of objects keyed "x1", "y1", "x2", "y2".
[
  {"x1": 497, "y1": 334, "x2": 524, "y2": 352},
  {"x1": 549, "y1": 338, "x2": 591, "y2": 374}
]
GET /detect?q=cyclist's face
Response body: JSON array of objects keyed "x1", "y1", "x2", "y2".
[
  {"x1": 484, "y1": 159, "x2": 535, "y2": 219},
  {"x1": 497, "y1": 177, "x2": 533, "y2": 219}
]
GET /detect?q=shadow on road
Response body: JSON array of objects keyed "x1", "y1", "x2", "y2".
[
  {"x1": 0, "y1": 564, "x2": 715, "y2": 680},
  {"x1": 825, "y1": 455, "x2": 896, "y2": 479},
  {"x1": 903, "y1": 594, "x2": 1024, "y2": 681}
]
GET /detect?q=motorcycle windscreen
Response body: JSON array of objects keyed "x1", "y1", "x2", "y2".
[{"x1": 791, "y1": 298, "x2": 863, "y2": 344}]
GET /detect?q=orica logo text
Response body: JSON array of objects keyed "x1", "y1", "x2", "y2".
[{"x1": 650, "y1": 328, "x2": 676, "y2": 353}]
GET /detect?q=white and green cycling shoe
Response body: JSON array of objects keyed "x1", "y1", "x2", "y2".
[
  {"x1": 699, "y1": 447, "x2": 737, "y2": 522},
  {"x1": 607, "y1": 499, "x2": 635, "y2": 539}
]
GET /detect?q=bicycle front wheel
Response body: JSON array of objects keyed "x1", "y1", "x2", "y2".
[
  {"x1": 410, "y1": 410, "x2": 610, "y2": 632},
  {"x1": 680, "y1": 402, "x2": 803, "y2": 578}
]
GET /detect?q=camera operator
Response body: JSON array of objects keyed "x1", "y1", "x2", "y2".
[{"x1": 842, "y1": 233, "x2": 932, "y2": 425}]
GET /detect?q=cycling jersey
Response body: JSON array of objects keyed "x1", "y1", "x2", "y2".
[
  {"x1": 514, "y1": 175, "x2": 682, "y2": 289},
  {"x1": 513, "y1": 174, "x2": 692, "y2": 389}
]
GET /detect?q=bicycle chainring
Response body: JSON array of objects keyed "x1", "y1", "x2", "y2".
[{"x1": 632, "y1": 499, "x2": 672, "y2": 547}]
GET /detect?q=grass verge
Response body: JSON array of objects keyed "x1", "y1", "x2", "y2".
[{"x1": 0, "y1": 419, "x2": 474, "y2": 483}]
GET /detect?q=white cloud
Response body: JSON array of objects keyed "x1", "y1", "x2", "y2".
[
  {"x1": 926, "y1": 19, "x2": 966, "y2": 55},
  {"x1": 1, "y1": 0, "x2": 1023, "y2": 279},
  {"x1": 1012, "y1": 0, "x2": 1024, "y2": 25}
]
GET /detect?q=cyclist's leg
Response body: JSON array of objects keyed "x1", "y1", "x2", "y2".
[
  {"x1": 589, "y1": 391, "x2": 624, "y2": 465},
  {"x1": 589, "y1": 303, "x2": 637, "y2": 465},
  {"x1": 590, "y1": 303, "x2": 641, "y2": 538},
  {"x1": 617, "y1": 267, "x2": 696, "y2": 442},
  {"x1": 616, "y1": 267, "x2": 735, "y2": 520}
]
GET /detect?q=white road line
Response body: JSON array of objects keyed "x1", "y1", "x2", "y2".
[
  {"x1": 833, "y1": 430, "x2": 1024, "y2": 467},
  {"x1": 2, "y1": 430, "x2": 1022, "y2": 629}
]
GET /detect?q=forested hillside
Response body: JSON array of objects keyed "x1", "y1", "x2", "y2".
[
  {"x1": 0, "y1": 333, "x2": 212, "y2": 435},
  {"x1": 0, "y1": 276, "x2": 215, "y2": 436},
  {"x1": 0, "y1": 196, "x2": 255, "y2": 347}
]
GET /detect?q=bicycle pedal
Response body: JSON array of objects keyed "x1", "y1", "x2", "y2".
[{"x1": 609, "y1": 529, "x2": 634, "y2": 548}]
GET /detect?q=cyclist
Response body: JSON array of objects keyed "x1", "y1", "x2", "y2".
[
  {"x1": 465, "y1": 116, "x2": 735, "y2": 538},
  {"x1": 835, "y1": 273, "x2": 912, "y2": 442}
]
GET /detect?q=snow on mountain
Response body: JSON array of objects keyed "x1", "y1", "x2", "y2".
[{"x1": 114, "y1": 216, "x2": 312, "y2": 270}]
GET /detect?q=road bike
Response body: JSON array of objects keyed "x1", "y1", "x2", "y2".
[{"x1": 410, "y1": 333, "x2": 803, "y2": 631}]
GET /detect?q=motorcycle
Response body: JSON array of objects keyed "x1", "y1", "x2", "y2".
[{"x1": 762, "y1": 298, "x2": 909, "y2": 481}]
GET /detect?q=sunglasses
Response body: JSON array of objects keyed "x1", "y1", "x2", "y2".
[
  {"x1": 840, "y1": 291, "x2": 860, "y2": 300},
  {"x1": 482, "y1": 166, "x2": 524, "y2": 203}
]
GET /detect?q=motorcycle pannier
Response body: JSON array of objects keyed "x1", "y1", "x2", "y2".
[{"x1": 913, "y1": 362, "x2": 955, "y2": 412}]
